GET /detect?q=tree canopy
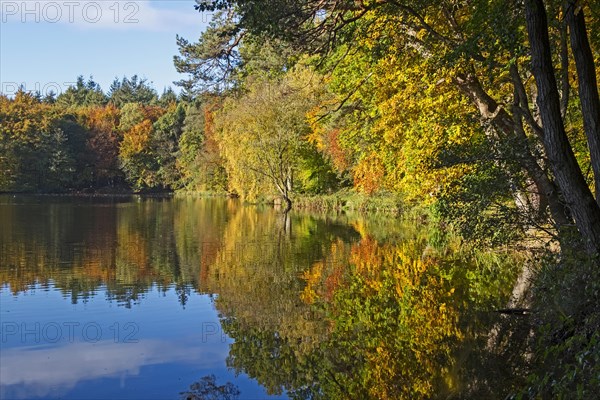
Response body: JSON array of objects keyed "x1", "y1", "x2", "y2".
[{"x1": 181, "y1": 0, "x2": 600, "y2": 253}]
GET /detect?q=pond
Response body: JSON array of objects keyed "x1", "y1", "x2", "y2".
[{"x1": 0, "y1": 195, "x2": 526, "y2": 399}]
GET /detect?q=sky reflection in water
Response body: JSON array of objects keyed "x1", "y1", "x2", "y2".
[{"x1": 1, "y1": 282, "x2": 281, "y2": 400}]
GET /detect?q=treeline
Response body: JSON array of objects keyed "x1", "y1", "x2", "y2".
[
  {"x1": 2, "y1": 3, "x2": 599, "y2": 255},
  {"x1": 0, "y1": 76, "x2": 225, "y2": 193}
]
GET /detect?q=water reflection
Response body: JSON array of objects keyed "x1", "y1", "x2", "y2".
[
  {"x1": 180, "y1": 375, "x2": 240, "y2": 400},
  {"x1": 0, "y1": 196, "x2": 230, "y2": 304},
  {"x1": 198, "y1": 209, "x2": 526, "y2": 399},
  {"x1": 0, "y1": 196, "x2": 526, "y2": 399},
  {"x1": 1, "y1": 340, "x2": 226, "y2": 399}
]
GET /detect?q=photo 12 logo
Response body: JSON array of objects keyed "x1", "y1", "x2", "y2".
[
  {"x1": 200, "y1": 322, "x2": 228, "y2": 344},
  {"x1": 0, "y1": 321, "x2": 140, "y2": 344},
  {"x1": 1, "y1": 1, "x2": 140, "y2": 24},
  {"x1": 1, "y1": 81, "x2": 76, "y2": 97}
]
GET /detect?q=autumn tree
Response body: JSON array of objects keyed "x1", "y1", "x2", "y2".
[
  {"x1": 118, "y1": 103, "x2": 181, "y2": 190},
  {"x1": 152, "y1": 103, "x2": 186, "y2": 188},
  {"x1": 177, "y1": 98, "x2": 227, "y2": 192},
  {"x1": 78, "y1": 104, "x2": 122, "y2": 187},
  {"x1": 119, "y1": 119, "x2": 155, "y2": 190},
  {"x1": 216, "y1": 65, "x2": 331, "y2": 208},
  {"x1": 0, "y1": 90, "x2": 79, "y2": 191}
]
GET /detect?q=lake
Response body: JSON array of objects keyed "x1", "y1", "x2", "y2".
[{"x1": 0, "y1": 195, "x2": 525, "y2": 399}]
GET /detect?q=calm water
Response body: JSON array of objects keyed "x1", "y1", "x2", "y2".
[{"x1": 0, "y1": 196, "x2": 524, "y2": 399}]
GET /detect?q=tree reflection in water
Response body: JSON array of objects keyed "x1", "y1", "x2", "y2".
[
  {"x1": 180, "y1": 375, "x2": 240, "y2": 400},
  {"x1": 205, "y1": 210, "x2": 528, "y2": 399}
]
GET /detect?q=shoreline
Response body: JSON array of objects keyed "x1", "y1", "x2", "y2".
[{"x1": 1, "y1": 190, "x2": 410, "y2": 215}]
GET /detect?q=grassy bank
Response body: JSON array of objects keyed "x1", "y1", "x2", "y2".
[
  {"x1": 292, "y1": 190, "x2": 405, "y2": 214},
  {"x1": 175, "y1": 189, "x2": 408, "y2": 214},
  {"x1": 174, "y1": 190, "x2": 230, "y2": 198}
]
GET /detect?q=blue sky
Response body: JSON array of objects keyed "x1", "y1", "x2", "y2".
[{"x1": 0, "y1": 0, "x2": 211, "y2": 96}]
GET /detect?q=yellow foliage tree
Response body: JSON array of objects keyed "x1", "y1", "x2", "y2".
[{"x1": 216, "y1": 65, "x2": 327, "y2": 207}]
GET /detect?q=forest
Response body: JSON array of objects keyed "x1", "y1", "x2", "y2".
[{"x1": 1, "y1": 0, "x2": 600, "y2": 397}]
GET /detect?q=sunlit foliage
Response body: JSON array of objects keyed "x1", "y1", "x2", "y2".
[{"x1": 216, "y1": 64, "x2": 337, "y2": 203}]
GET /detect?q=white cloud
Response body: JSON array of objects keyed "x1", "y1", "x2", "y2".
[{"x1": 0, "y1": 339, "x2": 228, "y2": 398}]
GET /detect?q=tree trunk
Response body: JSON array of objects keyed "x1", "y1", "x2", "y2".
[
  {"x1": 453, "y1": 72, "x2": 571, "y2": 228},
  {"x1": 282, "y1": 209, "x2": 291, "y2": 234},
  {"x1": 282, "y1": 195, "x2": 292, "y2": 212},
  {"x1": 565, "y1": 1, "x2": 600, "y2": 204},
  {"x1": 512, "y1": 108, "x2": 571, "y2": 226},
  {"x1": 281, "y1": 169, "x2": 293, "y2": 212},
  {"x1": 525, "y1": 0, "x2": 600, "y2": 255}
]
